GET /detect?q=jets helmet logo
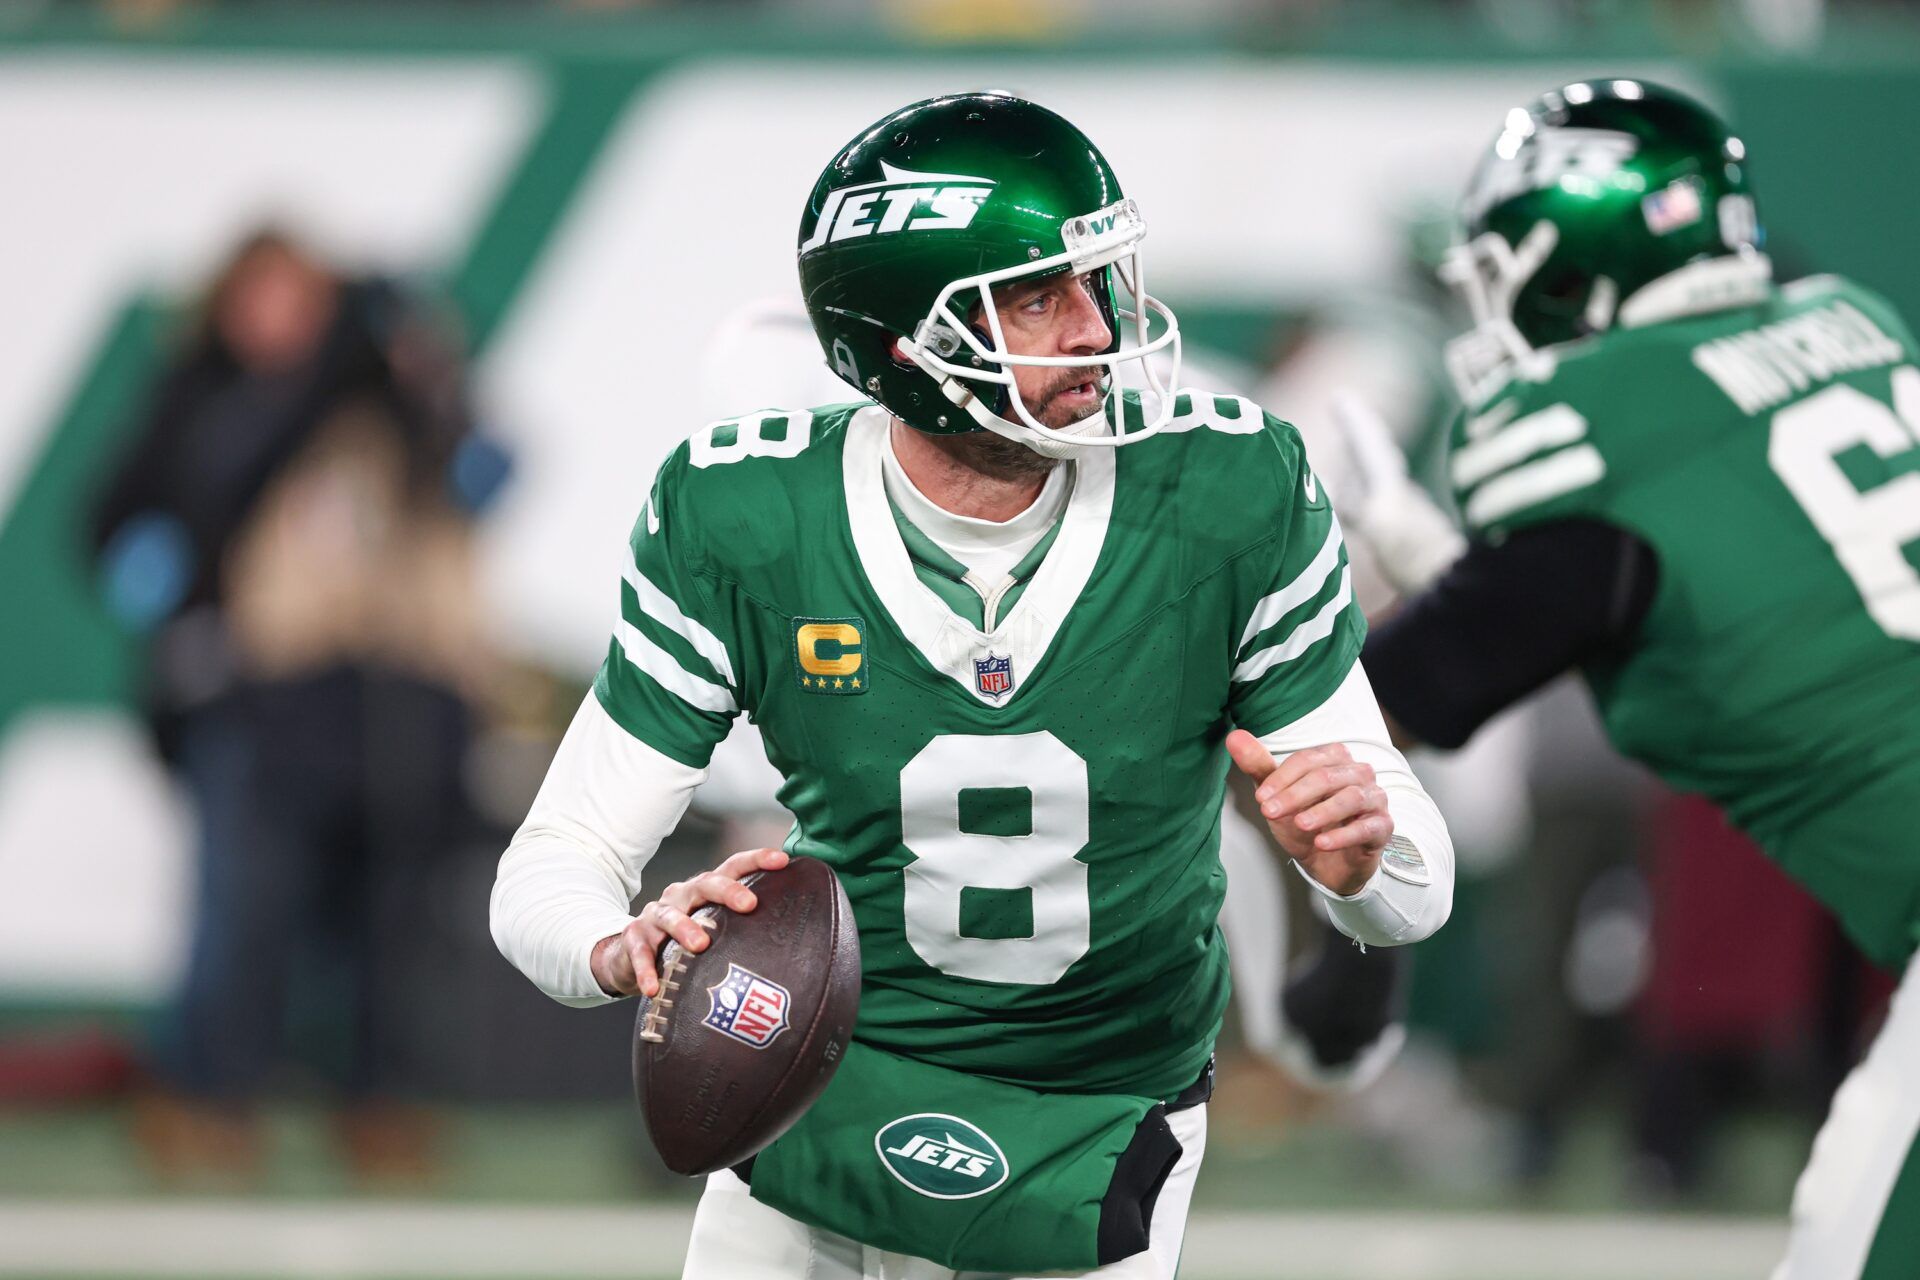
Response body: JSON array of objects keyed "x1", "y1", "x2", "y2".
[
  {"x1": 800, "y1": 162, "x2": 996, "y2": 253},
  {"x1": 1475, "y1": 125, "x2": 1638, "y2": 212},
  {"x1": 875, "y1": 1113, "x2": 1011, "y2": 1199}
]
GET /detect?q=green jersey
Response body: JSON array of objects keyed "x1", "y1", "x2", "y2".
[
  {"x1": 1451, "y1": 275, "x2": 1920, "y2": 967},
  {"x1": 595, "y1": 395, "x2": 1363, "y2": 1097}
]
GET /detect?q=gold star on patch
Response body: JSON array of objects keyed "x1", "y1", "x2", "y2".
[
  {"x1": 850, "y1": 677, "x2": 861, "y2": 688},
  {"x1": 833, "y1": 677, "x2": 845, "y2": 689}
]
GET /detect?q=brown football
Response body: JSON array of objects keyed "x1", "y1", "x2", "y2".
[{"x1": 632, "y1": 855, "x2": 861, "y2": 1176}]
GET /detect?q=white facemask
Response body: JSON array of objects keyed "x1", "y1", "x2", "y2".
[{"x1": 896, "y1": 197, "x2": 1182, "y2": 457}]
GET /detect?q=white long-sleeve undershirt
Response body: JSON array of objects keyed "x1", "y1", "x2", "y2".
[
  {"x1": 490, "y1": 665, "x2": 1452, "y2": 1007},
  {"x1": 489, "y1": 695, "x2": 707, "y2": 1007}
]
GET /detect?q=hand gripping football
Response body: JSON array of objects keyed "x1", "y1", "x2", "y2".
[{"x1": 632, "y1": 855, "x2": 861, "y2": 1176}]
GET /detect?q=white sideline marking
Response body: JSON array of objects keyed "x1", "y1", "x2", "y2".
[
  {"x1": 0, "y1": 1202, "x2": 694, "y2": 1277},
  {"x1": 0, "y1": 1201, "x2": 1787, "y2": 1278},
  {"x1": 1180, "y1": 1211, "x2": 1786, "y2": 1279}
]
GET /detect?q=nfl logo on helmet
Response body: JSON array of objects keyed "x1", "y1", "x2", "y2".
[
  {"x1": 702, "y1": 963, "x2": 793, "y2": 1050},
  {"x1": 974, "y1": 653, "x2": 1013, "y2": 700}
]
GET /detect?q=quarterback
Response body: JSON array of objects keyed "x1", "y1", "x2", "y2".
[
  {"x1": 492, "y1": 92, "x2": 1453, "y2": 1279},
  {"x1": 693, "y1": 295, "x2": 1414, "y2": 1091},
  {"x1": 1342, "y1": 80, "x2": 1920, "y2": 1280}
]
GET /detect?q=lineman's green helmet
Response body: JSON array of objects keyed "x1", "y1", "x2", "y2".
[
  {"x1": 1442, "y1": 79, "x2": 1771, "y2": 406},
  {"x1": 797, "y1": 92, "x2": 1180, "y2": 455}
]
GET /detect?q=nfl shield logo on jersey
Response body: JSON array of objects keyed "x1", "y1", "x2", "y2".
[
  {"x1": 974, "y1": 653, "x2": 1013, "y2": 700},
  {"x1": 702, "y1": 963, "x2": 792, "y2": 1050}
]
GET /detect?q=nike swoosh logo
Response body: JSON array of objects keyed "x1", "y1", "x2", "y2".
[{"x1": 1303, "y1": 470, "x2": 1319, "y2": 503}]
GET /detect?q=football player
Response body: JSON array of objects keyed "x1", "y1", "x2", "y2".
[
  {"x1": 693, "y1": 295, "x2": 1414, "y2": 1092},
  {"x1": 492, "y1": 92, "x2": 1455, "y2": 1279},
  {"x1": 1343, "y1": 79, "x2": 1920, "y2": 1280}
]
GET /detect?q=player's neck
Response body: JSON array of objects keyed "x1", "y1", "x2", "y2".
[{"x1": 887, "y1": 419, "x2": 1057, "y2": 523}]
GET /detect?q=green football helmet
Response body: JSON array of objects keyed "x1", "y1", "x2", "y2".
[
  {"x1": 797, "y1": 92, "x2": 1180, "y2": 455},
  {"x1": 1442, "y1": 79, "x2": 1772, "y2": 406}
]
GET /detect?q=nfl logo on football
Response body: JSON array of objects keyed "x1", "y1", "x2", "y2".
[
  {"x1": 702, "y1": 963, "x2": 792, "y2": 1050},
  {"x1": 974, "y1": 653, "x2": 1013, "y2": 700}
]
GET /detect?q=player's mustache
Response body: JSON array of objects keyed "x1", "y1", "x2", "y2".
[{"x1": 1032, "y1": 368, "x2": 1107, "y2": 407}]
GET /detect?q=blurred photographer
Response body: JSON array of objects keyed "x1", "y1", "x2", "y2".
[{"x1": 89, "y1": 228, "x2": 506, "y2": 1181}]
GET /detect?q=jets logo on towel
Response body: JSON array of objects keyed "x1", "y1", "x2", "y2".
[{"x1": 875, "y1": 1113, "x2": 1010, "y2": 1199}]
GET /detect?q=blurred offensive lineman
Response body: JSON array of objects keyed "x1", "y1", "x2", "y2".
[
  {"x1": 1341, "y1": 80, "x2": 1920, "y2": 1280},
  {"x1": 492, "y1": 93, "x2": 1453, "y2": 1279},
  {"x1": 695, "y1": 298, "x2": 1414, "y2": 1091}
]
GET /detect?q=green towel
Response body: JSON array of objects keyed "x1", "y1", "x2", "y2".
[{"x1": 746, "y1": 1041, "x2": 1181, "y2": 1272}]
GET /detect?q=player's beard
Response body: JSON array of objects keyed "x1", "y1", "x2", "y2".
[
  {"x1": 942, "y1": 428, "x2": 1059, "y2": 482},
  {"x1": 916, "y1": 368, "x2": 1105, "y2": 481},
  {"x1": 952, "y1": 368, "x2": 1105, "y2": 480}
]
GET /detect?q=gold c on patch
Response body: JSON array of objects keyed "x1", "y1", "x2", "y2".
[{"x1": 793, "y1": 617, "x2": 869, "y2": 695}]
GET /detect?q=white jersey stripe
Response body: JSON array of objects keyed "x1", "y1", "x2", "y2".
[
  {"x1": 1236, "y1": 516, "x2": 1344, "y2": 655},
  {"x1": 1464, "y1": 443, "x2": 1606, "y2": 529},
  {"x1": 615, "y1": 619, "x2": 737, "y2": 715},
  {"x1": 1231, "y1": 566, "x2": 1353, "y2": 684},
  {"x1": 1451, "y1": 403, "x2": 1589, "y2": 489},
  {"x1": 623, "y1": 556, "x2": 737, "y2": 689}
]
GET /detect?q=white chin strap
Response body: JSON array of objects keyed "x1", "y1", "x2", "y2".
[
  {"x1": 973, "y1": 389, "x2": 1119, "y2": 461},
  {"x1": 896, "y1": 197, "x2": 1182, "y2": 456}
]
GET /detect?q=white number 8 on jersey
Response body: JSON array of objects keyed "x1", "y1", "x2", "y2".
[{"x1": 898, "y1": 732, "x2": 1091, "y2": 984}]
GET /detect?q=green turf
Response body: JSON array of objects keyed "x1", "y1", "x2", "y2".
[{"x1": 0, "y1": 1097, "x2": 1807, "y2": 1212}]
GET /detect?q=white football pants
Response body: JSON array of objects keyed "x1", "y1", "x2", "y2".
[
  {"x1": 679, "y1": 1104, "x2": 1206, "y2": 1280},
  {"x1": 1774, "y1": 958, "x2": 1920, "y2": 1279}
]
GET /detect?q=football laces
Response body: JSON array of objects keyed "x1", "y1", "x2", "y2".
[{"x1": 637, "y1": 951, "x2": 688, "y2": 1044}]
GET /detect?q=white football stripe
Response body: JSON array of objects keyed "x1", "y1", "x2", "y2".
[
  {"x1": 1232, "y1": 566, "x2": 1353, "y2": 684},
  {"x1": 1451, "y1": 403, "x2": 1588, "y2": 490},
  {"x1": 615, "y1": 619, "x2": 736, "y2": 715},
  {"x1": 1464, "y1": 443, "x2": 1606, "y2": 528},
  {"x1": 1237, "y1": 516, "x2": 1344, "y2": 655},
  {"x1": 623, "y1": 555, "x2": 736, "y2": 688}
]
